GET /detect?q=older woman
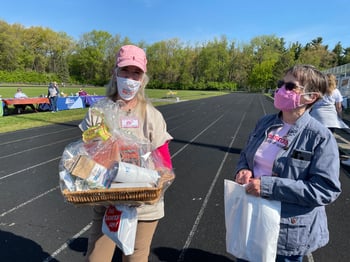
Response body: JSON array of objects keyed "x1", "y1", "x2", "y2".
[
  {"x1": 234, "y1": 65, "x2": 341, "y2": 262},
  {"x1": 80, "y1": 45, "x2": 173, "y2": 262}
]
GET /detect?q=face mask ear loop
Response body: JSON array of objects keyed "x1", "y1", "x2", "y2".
[
  {"x1": 301, "y1": 92, "x2": 320, "y2": 108},
  {"x1": 304, "y1": 92, "x2": 319, "y2": 101}
]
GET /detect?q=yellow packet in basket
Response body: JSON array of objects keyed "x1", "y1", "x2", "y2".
[{"x1": 82, "y1": 123, "x2": 111, "y2": 142}]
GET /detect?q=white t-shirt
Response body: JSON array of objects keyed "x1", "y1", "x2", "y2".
[
  {"x1": 48, "y1": 87, "x2": 58, "y2": 97},
  {"x1": 324, "y1": 88, "x2": 343, "y2": 104},
  {"x1": 331, "y1": 88, "x2": 343, "y2": 103},
  {"x1": 14, "y1": 92, "x2": 28, "y2": 99}
]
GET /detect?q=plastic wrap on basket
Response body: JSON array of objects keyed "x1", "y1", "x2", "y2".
[{"x1": 59, "y1": 105, "x2": 175, "y2": 205}]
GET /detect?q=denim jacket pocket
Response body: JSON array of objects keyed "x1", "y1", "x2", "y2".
[
  {"x1": 280, "y1": 216, "x2": 313, "y2": 250},
  {"x1": 288, "y1": 157, "x2": 310, "y2": 168}
]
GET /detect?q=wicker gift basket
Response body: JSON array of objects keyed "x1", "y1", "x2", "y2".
[
  {"x1": 59, "y1": 112, "x2": 175, "y2": 206},
  {"x1": 61, "y1": 172, "x2": 174, "y2": 205}
]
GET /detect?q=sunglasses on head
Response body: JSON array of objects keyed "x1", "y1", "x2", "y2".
[{"x1": 277, "y1": 80, "x2": 304, "y2": 90}]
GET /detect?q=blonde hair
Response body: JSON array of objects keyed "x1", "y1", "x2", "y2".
[{"x1": 325, "y1": 73, "x2": 337, "y2": 95}]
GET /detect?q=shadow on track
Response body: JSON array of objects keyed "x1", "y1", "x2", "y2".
[
  {"x1": 0, "y1": 230, "x2": 59, "y2": 262},
  {"x1": 172, "y1": 138, "x2": 241, "y2": 155}
]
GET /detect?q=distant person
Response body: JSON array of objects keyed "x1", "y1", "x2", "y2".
[
  {"x1": 47, "y1": 82, "x2": 60, "y2": 112},
  {"x1": 310, "y1": 73, "x2": 348, "y2": 132},
  {"x1": 78, "y1": 88, "x2": 88, "y2": 96},
  {"x1": 0, "y1": 95, "x2": 4, "y2": 116},
  {"x1": 14, "y1": 88, "x2": 36, "y2": 114},
  {"x1": 330, "y1": 77, "x2": 344, "y2": 117}
]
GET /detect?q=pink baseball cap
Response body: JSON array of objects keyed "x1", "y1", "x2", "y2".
[{"x1": 116, "y1": 45, "x2": 147, "y2": 72}]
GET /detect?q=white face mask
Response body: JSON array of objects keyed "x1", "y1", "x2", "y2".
[{"x1": 116, "y1": 77, "x2": 141, "y2": 101}]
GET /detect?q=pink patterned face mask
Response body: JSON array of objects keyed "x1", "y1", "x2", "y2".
[{"x1": 274, "y1": 86, "x2": 302, "y2": 111}]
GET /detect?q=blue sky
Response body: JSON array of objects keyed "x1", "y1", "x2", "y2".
[{"x1": 1, "y1": 0, "x2": 349, "y2": 49}]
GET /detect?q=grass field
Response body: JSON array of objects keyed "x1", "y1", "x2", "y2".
[{"x1": 0, "y1": 86, "x2": 228, "y2": 133}]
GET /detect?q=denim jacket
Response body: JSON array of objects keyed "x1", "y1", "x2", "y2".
[{"x1": 235, "y1": 111, "x2": 341, "y2": 256}]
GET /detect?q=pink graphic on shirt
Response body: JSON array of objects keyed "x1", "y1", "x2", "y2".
[{"x1": 266, "y1": 133, "x2": 288, "y2": 148}]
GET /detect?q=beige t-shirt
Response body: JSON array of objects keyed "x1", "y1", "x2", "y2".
[{"x1": 79, "y1": 98, "x2": 172, "y2": 220}]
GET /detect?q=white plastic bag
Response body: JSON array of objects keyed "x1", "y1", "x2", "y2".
[
  {"x1": 224, "y1": 179, "x2": 281, "y2": 262},
  {"x1": 102, "y1": 205, "x2": 137, "y2": 255}
]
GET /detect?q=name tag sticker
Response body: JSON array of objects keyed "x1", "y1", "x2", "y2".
[{"x1": 120, "y1": 117, "x2": 139, "y2": 128}]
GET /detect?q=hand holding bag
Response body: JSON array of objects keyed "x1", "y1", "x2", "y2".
[{"x1": 224, "y1": 179, "x2": 281, "y2": 262}]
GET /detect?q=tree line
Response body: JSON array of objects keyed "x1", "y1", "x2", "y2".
[{"x1": 1, "y1": 20, "x2": 349, "y2": 92}]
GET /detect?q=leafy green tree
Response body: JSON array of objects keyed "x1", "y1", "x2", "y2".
[
  {"x1": 147, "y1": 38, "x2": 187, "y2": 89},
  {"x1": 249, "y1": 59, "x2": 276, "y2": 92},
  {"x1": 298, "y1": 38, "x2": 336, "y2": 69},
  {"x1": 0, "y1": 20, "x2": 350, "y2": 91},
  {"x1": 0, "y1": 21, "x2": 24, "y2": 71},
  {"x1": 228, "y1": 43, "x2": 252, "y2": 90},
  {"x1": 343, "y1": 47, "x2": 350, "y2": 64},
  {"x1": 332, "y1": 42, "x2": 344, "y2": 65},
  {"x1": 247, "y1": 35, "x2": 284, "y2": 91},
  {"x1": 272, "y1": 49, "x2": 295, "y2": 85},
  {"x1": 69, "y1": 30, "x2": 113, "y2": 85},
  {"x1": 194, "y1": 36, "x2": 230, "y2": 84}
]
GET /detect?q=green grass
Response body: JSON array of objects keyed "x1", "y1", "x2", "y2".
[
  {"x1": 0, "y1": 87, "x2": 228, "y2": 133},
  {"x1": 147, "y1": 89, "x2": 228, "y2": 100},
  {"x1": 0, "y1": 108, "x2": 89, "y2": 133}
]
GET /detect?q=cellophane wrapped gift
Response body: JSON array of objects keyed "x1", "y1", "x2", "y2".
[{"x1": 59, "y1": 100, "x2": 175, "y2": 205}]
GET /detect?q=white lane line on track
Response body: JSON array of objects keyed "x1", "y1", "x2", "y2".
[
  {"x1": 0, "y1": 156, "x2": 61, "y2": 180},
  {"x1": 43, "y1": 222, "x2": 93, "y2": 262},
  {"x1": 0, "y1": 136, "x2": 80, "y2": 159},
  {"x1": 334, "y1": 132, "x2": 350, "y2": 144},
  {"x1": 177, "y1": 112, "x2": 247, "y2": 262},
  {"x1": 0, "y1": 128, "x2": 77, "y2": 146},
  {"x1": 307, "y1": 253, "x2": 314, "y2": 262},
  {"x1": 170, "y1": 115, "x2": 224, "y2": 159},
  {"x1": 0, "y1": 186, "x2": 59, "y2": 217},
  {"x1": 259, "y1": 95, "x2": 267, "y2": 116}
]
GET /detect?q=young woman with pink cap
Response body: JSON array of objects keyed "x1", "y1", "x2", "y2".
[{"x1": 79, "y1": 45, "x2": 173, "y2": 262}]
